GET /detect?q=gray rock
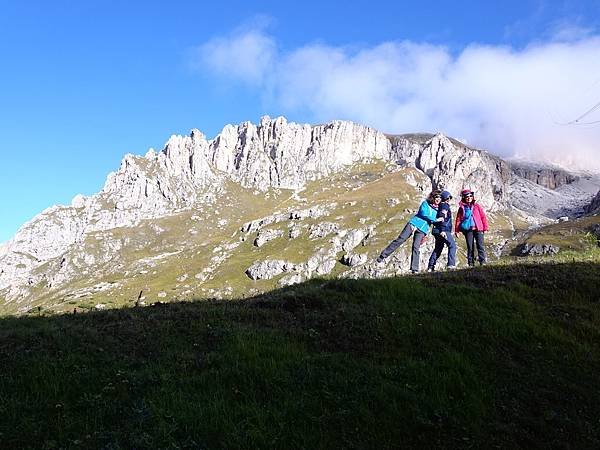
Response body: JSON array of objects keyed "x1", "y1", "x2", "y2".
[
  {"x1": 309, "y1": 222, "x2": 339, "y2": 239},
  {"x1": 303, "y1": 239, "x2": 342, "y2": 276},
  {"x1": 519, "y1": 243, "x2": 560, "y2": 256},
  {"x1": 341, "y1": 253, "x2": 368, "y2": 267},
  {"x1": 278, "y1": 273, "x2": 304, "y2": 287},
  {"x1": 591, "y1": 224, "x2": 600, "y2": 240},
  {"x1": 241, "y1": 213, "x2": 287, "y2": 233},
  {"x1": 511, "y1": 163, "x2": 578, "y2": 190},
  {"x1": 254, "y1": 229, "x2": 284, "y2": 247},
  {"x1": 341, "y1": 229, "x2": 368, "y2": 252},
  {"x1": 288, "y1": 226, "x2": 302, "y2": 239},
  {"x1": 289, "y1": 204, "x2": 331, "y2": 220},
  {"x1": 316, "y1": 259, "x2": 336, "y2": 275},
  {"x1": 492, "y1": 239, "x2": 510, "y2": 258},
  {"x1": 508, "y1": 175, "x2": 597, "y2": 219},
  {"x1": 389, "y1": 132, "x2": 511, "y2": 209},
  {"x1": 585, "y1": 190, "x2": 600, "y2": 214},
  {"x1": 245, "y1": 260, "x2": 296, "y2": 280}
]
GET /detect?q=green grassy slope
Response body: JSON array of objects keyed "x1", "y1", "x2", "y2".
[
  {"x1": 1, "y1": 262, "x2": 599, "y2": 449},
  {"x1": 518, "y1": 215, "x2": 600, "y2": 253},
  {"x1": 3, "y1": 161, "x2": 529, "y2": 316},
  {"x1": 0, "y1": 164, "x2": 423, "y2": 314}
]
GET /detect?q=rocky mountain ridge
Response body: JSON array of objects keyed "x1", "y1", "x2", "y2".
[
  {"x1": 0, "y1": 116, "x2": 597, "y2": 313},
  {"x1": 511, "y1": 161, "x2": 578, "y2": 190}
]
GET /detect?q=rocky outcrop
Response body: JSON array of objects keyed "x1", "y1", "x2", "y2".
[
  {"x1": 341, "y1": 228, "x2": 371, "y2": 252},
  {"x1": 309, "y1": 222, "x2": 339, "y2": 239},
  {"x1": 245, "y1": 260, "x2": 296, "y2": 280},
  {"x1": 288, "y1": 226, "x2": 302, "y2": 239},
  {"x1": 246, "y1": 227, "x2": 363, "y2": 282},
  {"x1": 389, "y1": 133, "x2": 512, "y2": 209},
  {"x1": 511, "y1": 163, "x2": 577, "y2": 190},
  {"x1": 242, "y1": 213, "x2": 288, "y2": 233},
  {"x1": 211, "y1": 117, "x2": 391, "y2": 190},
  {"x1": 254, "y1": 229, "x2": 284, "y2": 247},
  {"x1": 341, "y1": 253, "x2": 368, "y2": 267},
  {"x1": 510, "y1": 174, "x2": 600, "y2": 219},
  {"x1": 289, "y1": 205, "x2": 332, "y2": 220},
  {"x1": 519, "y1": 243, "x2": 560, "y2": 256},
  {"x1": 585, "y1": 190, "x2": 600, "y2": 214}
]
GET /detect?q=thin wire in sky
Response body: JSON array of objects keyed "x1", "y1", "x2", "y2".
[
  {"x1": 552, "y1": 99, "x2": 600, "y2": 126},
  {"x1": 549, "y1": 75, "x2": 600, "y2": 126},
  {"x1": 570, "y1": 99, "x2": 600, "y2": 123}
]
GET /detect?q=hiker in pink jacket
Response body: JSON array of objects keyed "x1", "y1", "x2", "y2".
[{"x1": 454, "y1": 189, "x2": 489, "y2": 266}]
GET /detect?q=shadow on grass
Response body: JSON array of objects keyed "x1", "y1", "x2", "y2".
[{"x1": 1, "y1": 262, "x2": 600, "y2": 449}]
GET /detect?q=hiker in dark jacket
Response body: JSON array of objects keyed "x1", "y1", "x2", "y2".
[
  {"x1": 427, "y1": 190, "x2": 457, "y2": 271},
  {"x1": 377, "y1": 190, "x2": 443, "y2": 273},
  {"x1": 454, "y1": 188, "x2": 489, "y2": 266}
]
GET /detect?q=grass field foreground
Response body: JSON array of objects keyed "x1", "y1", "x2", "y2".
[{"x1": 1, "y1": 262, "x2": 599, "y2": 449}]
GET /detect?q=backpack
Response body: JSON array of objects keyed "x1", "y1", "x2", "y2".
[{"x1": 460, "y1": 205, "x2": 474, "y2": 231}]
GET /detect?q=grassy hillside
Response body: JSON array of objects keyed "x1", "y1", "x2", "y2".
[
  {"x1": 1, "y1": 164, "x2": 425, "y2": 314},
  {"x1": 518, "y1": 215, "x2": 600, "y2": 253},
  {"x1": 1, "y1": 262, "x2": 599, "y2": 449},
  {"x1": 2, "y1": 161, "x2": 528, "y2": 316}
]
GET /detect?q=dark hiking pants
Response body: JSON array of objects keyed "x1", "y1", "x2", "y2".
[
  {"x1": 379, "y1": 222, "x2": 426, "y2": 272},
  {"x1": 428, "y1": 232, "x2": 457, "y2": 269},
  {"x1": 463, "y1": 230, "x2": 486, "y2": 266}
]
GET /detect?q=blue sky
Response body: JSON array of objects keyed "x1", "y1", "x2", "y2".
[{"x1": 1, "y1": 0, "x2": 600, "y2": 242}]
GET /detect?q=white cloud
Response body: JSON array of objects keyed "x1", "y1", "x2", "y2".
[
  {"x1": 193, "y1": 26, "x2": 276, "y2": 85},
  {"x1": 196, "y1": 28, "x2": 600, "y2": 170},
  {"x1": 550, "y1": 21, "x2": 595, "y2": 42}
]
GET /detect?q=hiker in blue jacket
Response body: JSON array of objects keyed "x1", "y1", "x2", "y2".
[
  {"x1": 427, "y1": 190, "x2": 457, "y2": 271},
  {"x1": 377, "y1": 190, "x2": 443, "y2": 273}
]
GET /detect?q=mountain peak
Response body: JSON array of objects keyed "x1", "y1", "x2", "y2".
[{"x1": 0, "y1": 115, "x2": 568, "y2": 311}]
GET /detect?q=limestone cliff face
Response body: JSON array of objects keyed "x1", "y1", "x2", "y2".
[
  {"x1": 103, "y1": 129, "x2": 218, "y2": 212},
  {"x1": 511, "y1": 163, "x2": 578, "y2": 190},
  {"x1": 209, "y1": 117, "x2": 391, "y2": 189},
  {"x1": 390, "y1": 133, "x2": 512, "y2": 209},
  {"x1": 0, "y1": 117, "x2": 546, "y2": 304}
]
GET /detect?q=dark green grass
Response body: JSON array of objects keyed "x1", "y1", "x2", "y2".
[{"x1": 1, "y1": 262, "x2": 600, "y2": 449}]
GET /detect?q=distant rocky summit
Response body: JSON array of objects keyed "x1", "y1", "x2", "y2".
[
  {"x1": 0, "y1": 116, "x2": 598, "y2": 314},
  {"x1": 511, "y1": 162, "x2": 578, "y2": 190}
]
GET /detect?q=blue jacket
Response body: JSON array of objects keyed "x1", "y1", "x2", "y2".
[
  {"x1": 408, "y1": 201, "x2": 438, "y2": 234},
  {"x1": 432, "y1": 203, "x2": 452, "y2": 234}
]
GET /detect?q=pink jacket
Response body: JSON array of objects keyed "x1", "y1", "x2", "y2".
[{"x1": 454, "y1": 202, "x2": 489, "y2": 232}]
